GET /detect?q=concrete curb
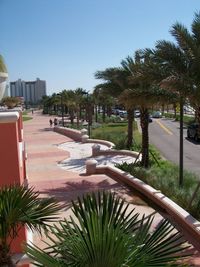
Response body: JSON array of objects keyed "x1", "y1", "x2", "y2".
[{"x1": 85, "y1": 161, "x2": 200, "y2": 251}]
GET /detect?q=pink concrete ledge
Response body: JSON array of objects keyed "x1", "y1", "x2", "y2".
[
  {"x1": 86, "y1": 138, "x2": 115, "y2": 148},
  {"x1": 91, "y1": 164, "x2": 200, "y2": 251},
  {"x1": 54, "y1": 126, "x2": 82, "y2": 141},
  {"x1": 94, "y1": 149, "x2": 139, "y2": 158}
]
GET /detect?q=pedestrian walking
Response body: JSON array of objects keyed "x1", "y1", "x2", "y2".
[
  {"x1": 49, "y1": 119, "x2": 53, "y2": 127},
  {"x1": 54, "y1": 118, "x2": 58, "y2": 126}
]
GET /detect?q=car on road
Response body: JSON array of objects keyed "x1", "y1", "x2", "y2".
[
  {"x1": 152, "y1": 111, "x2": 162, "y2": 118},
  {"x1": 187, "y1": 123, "x2": 200, "y2": 141},
  {"x1": 134, "y1": 110, "x2": 140, "y2": 117},
  {"x1": 148, "y1": 115, "x2": 153, "y2": 123},
  {"x1": 118, "y1": 110, "x2": 127, "y2": 117}
]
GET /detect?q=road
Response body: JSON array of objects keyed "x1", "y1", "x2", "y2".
[{"x1": 148, "y1": 118, "x2": 200, "y2": 177}]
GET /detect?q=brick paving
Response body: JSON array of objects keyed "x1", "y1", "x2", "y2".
[{"x1": 23, "y1": 110, "x2": 200, "y2": 266}]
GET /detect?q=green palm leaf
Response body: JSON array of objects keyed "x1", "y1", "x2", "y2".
[
  {"x1": 0, "y1": 185, "x2": 62, "y2": 265},
  {"x1": 26, "y1": 192, "x2": 189, "y2": 267}
]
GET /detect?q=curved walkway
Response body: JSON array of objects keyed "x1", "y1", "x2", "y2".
[
  {"x1": 23, "y1": 111, "x2": 200, "y2": 265},
  {"x1": 24, "y1": 111, "x2": 156, "y2": 214},
  {"x1": 58, "y1": 141, "x2": 135, "y2": 173}
]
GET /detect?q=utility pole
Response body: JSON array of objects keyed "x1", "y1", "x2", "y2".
[
  {"x1": 61, "y1": 95, "x2": 64, "y2": 127},
  {"x1": 179, "y1": 96, "x2": 184, "y2": 187}
]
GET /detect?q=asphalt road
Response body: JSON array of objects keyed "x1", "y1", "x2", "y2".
[{"x1": 149, "y1": 118, "x2": 200, "y2": 177}]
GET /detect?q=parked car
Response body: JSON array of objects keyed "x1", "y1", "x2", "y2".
[
  {"x1": 187, "y1": 123, "x2": 200, "y2": 141},
  {"x1": 118, "y1": 110, "x2": 127, "y2": 117},
  {"x1": 134, "y1": 110, "x2": 140, "y2": 118},
  {"x1": 152, "y1": 111, "x2": 162, "y2": 118},
  {"x1": 149, "y1": 115, "x2": 153, "y2": 123}
]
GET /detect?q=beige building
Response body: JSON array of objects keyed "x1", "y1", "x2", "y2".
[{"x1": 10, "y1": 78, "x2": 46, "y2": 104}]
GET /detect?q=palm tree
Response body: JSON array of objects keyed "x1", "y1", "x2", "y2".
[
  {"x1": 95, "y1": 68, "x2": 135, "y2": 149},
  {"x1": 74, "y1": 88, "x2": 87, "y2": 127},
  {"x1": 154, "y1": 14, "x2": 197, "y2": 186},
  {"x1": 93, "y1": 85, "x2": 116, "y2": 123},
  {"x1": 121, "y1": 52, "x2": 168, "y2": 168},
  {"x1": 61, "y1": 90, "x2": 76, "y2": 125},
  {"x1": 1, "y1": 96, "x2": 21, "y2": 109},
  {"x1": 26, "y1": 191, "x2": 190, "y2": 267},
  {"x1": 0, "y1": 185, "x2": 62, "y2": 266}
]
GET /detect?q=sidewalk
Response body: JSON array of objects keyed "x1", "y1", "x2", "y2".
[
  {"x1": 23, "y1": 111, "x2": 200, "y2": 265},
  {"x1": 24, "y1": 111, "x2": 134, "y2": 202}
]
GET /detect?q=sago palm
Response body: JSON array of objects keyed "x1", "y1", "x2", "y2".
[
  {"x1": 0, "y1": 185, "x2": 62, "y2": 266},
  {"x1": 26, "y1": 191, "x2": 190, "y2": 267}
]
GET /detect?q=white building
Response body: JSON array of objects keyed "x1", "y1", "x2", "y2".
[{"x1": 10, "y1": 78, "x2": 46, "y2": 104}]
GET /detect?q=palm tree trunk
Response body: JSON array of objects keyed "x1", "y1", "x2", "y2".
[
  {"x1": 95, "y1": 105, "x2": 98, "y2": 123},
  {"x1": 70, "y1": 110, "x2": 74, "y2": 125},
  {"x1": 140, "y1": 108, "x2": 149, "y2": 168},
  {"x1": 174, "y1": 103, "x2": 177, "y2": 119},
  {"x1": 126, "y1": 108, "x2": 134, "y2": 149},
  {"x1": 77, "y1": 107, "x2": 80, "y2": 128},
  {"x1": 102, "y1": 105, "x2": 106, "y2": 123},
  {"x1": 107, "y1": 106, "x2": 112, "y2": 117},
  {"x1": 197, "y1": 106, "x2": 200, "y2": 138},
  {"x1": 161, "y1": 104, "x2": 164, "y2": 116},
  {"x1": 0, "y1": 242, "x2": 12, "y2": 266},
  {"x1": 89, "y1": 105, "x2": 93, "y2": 126}
]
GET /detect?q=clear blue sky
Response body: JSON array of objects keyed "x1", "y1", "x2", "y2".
[{"x1": 1, "y1": 0, "x2": 199, "y2": 95}]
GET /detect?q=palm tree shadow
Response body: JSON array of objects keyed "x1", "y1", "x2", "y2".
[
  {"x1": 58, "y1": 158, "x2": 88, "y2": 172},
  {"x1": 38, "y1": 179, "x2": 140, "y2": 211},
  {"x1": 39, "y1": 179, "x2": 123, "y2": 209}
]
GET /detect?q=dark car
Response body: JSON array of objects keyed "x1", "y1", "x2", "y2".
[
  {"x1": 148, "y1": 115, "x2": 153, "y2": 123},
  {"x1": 187, "y1": 123, "x2": 200, "y2": 141},
  {"x1": 134, "y1": 110, "x2": 140, "y2": 118},
  {"x1": 152, "y1": 111, "x2": 162, "y2": 118}
]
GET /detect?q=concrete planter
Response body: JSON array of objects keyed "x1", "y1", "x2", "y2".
[{"x1": 0, "y1": 72, "x2": 8, "y2": 100}]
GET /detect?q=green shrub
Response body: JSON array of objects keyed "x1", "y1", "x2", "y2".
[
  {"x1": 117, "y1": 161, "x2": 200, "y2": 220},
  {"x1": 22, "y1": 116, "x2": 32, "y2": 121},
  {"x1": 164, "y1": 113, "x2": 195, "y2": 125},
  {"x1": 91, "y1": 122, "x2": 129, "y2": 149}
]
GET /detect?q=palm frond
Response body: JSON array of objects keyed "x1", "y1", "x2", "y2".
[
  {"x1": 0, "y1": 185, "x2": 62, "y2": 265},
  {"x1": 170, "y1": 22, "x2": 195, "y2": 59},
  {"x1": 192, "y1": 12, "x2": 200, "y2": 44},
  {"x1": 26, "y1": 192, "x2": 190, "y2": 267}
]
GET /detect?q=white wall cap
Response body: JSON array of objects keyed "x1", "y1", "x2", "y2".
[
  {"x1": 0, "y1": 72, "x2": 8, "y2": 78},
  {"x1": 0, "y1": 111, "x2": 19, "y2": 123}
]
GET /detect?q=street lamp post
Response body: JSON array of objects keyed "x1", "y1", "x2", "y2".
[
  {"x1": 86, "y1": 92, "x2": 91, "y2": 138},
  {"x1": 61, "y1": 95, "x2": 64, "y2": 127},
  {"x1": 57, "y1": 93, "x2": 64, "y2": 127}
]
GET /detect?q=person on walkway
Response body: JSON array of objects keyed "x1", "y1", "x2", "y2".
[
  {"x1": 49, "y1": 119, "x2": 53, "y2": 127},
  {"x1": 54, "y1": 118, "x2": 58, "y2": 126}
]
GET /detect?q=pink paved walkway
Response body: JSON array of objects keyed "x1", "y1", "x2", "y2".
[
  {"x1": 24, "y1": 111, "x2": 122, "y2": 201},
  {"x1": 23, "y1": 111, "x2": 200, "y2": 265}
]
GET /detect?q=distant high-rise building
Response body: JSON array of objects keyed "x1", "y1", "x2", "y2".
[{"x1": 10, "y1": 78, "x2": 46, "y2": 104}]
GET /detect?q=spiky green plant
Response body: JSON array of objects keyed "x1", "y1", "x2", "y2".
[
  {"x1": 0, "y1": 185, "x2": 62, "y2": 265},
  {"x1": 26, "y1": 191, "x2": 190, "y2": 267}
]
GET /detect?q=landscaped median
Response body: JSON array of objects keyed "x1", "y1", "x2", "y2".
[
  {"x1": 54, "y1": 126, "x2": 140, "y2": 165},
  {"x1": 54, "y1": 124, "x2": 200, "y2": 252},
  {"x1": 85, "y1": 161, "x2": 200, "y2": 252}
]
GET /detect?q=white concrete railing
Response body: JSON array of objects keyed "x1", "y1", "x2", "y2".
[
  {"x1": 54, "y1": 126, "x2": 82, "y2": 141},
  {"x1": 85, "y1": 161, "x2": 200, "y2": 251},
  {"x1": 85, "y1": 138, "x2": 115, "y2": 149},
  {"x1": 91, "y1": 143, "x2": 139, "y2": 158},
  {"x1": 54, "y1": 126, "x2": 139, "y2": 161}
]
